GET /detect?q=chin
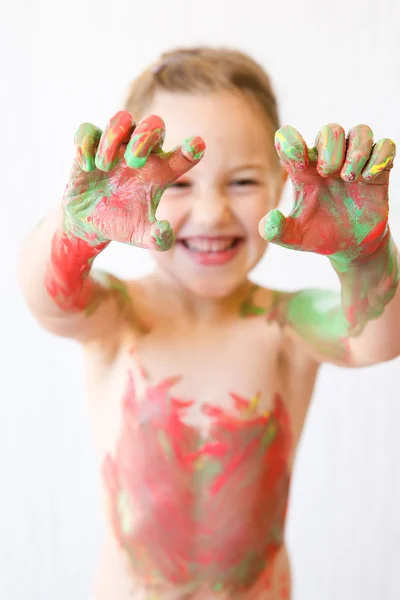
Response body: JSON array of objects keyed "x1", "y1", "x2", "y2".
[{"x1": 182, "y1": 274, "x2": 247, "y2": 299}]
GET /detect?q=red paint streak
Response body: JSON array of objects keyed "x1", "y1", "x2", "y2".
[
  {"x1": 362, "y1": 220, "x2": 387, "y2": 247},
  {"x1": 44, "y1": 229, "x2": 108, "y2": 311},
  {"x1": 102, "y1": 372, "x2": 292, "y2": 591}
]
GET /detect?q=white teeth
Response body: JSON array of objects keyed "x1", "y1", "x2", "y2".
[{"x1": 185, "y1": 238, "x2": 237, "y2": 252}]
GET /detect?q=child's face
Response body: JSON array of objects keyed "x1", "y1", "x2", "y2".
[{"x1": 147, "y1": 90, "x2": 285, "y2": 298}]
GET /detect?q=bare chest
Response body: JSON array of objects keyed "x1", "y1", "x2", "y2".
[{"x1": 85, "y1": 318, "x2": 285, "y2": 450}]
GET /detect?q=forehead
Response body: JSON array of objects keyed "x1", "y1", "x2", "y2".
[{"x1": 146, "y1": 90, "x2": 275, "y2": 169}]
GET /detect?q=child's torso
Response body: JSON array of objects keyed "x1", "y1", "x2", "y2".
[{"x1": 84, "y1": 283, "x2": 319, "y2": 600}]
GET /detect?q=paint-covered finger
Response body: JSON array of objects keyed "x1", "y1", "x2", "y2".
[
  {"x1": 362, "y1": 138, "x2": 396, "y2": 180},
  {"x1": 259, "y1": 210, "x2": 289, "y2": 245},
  {"x1": 124, "y1": 115, "x2": 166, "y2": 169},
  {"x1": 151, "y1": 220, "x2": 175, "y2": 251},
  {"x1": 163, "y1": 136, "x2": 206, "y2": 185},
  {"x1": 95, "y1": 110, "x2": 135, "y2": 172},
  {"x1": 274, "y1": 126, "x2": 308, "y2": 172},
  {"x1": 340, "y1": 124, "x2": 373, "y2": 182},
  {"x1": 74, "y1": 123, "x2": 102, "y2": 172},
  {"x1": 315, "y1": 123, "x2": 346, "y2": 177}
]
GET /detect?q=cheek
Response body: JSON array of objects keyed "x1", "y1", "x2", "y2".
[
  {"x1": 155, "y1": 195, "x2": 187, "y2": 229},
  {"x1": 234, "y1": 194, "x2": 271, "y2": 239}
]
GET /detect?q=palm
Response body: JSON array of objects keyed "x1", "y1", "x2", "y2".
[
  {"x1": 63, "y1": 111, "x2": 205, "y2": 250},
  {"x1": 261, "y1": 124, "x2": 395, "y2": 262}
]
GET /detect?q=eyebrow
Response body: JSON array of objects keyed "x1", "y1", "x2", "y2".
[{"x1": 227, "y1": 163, "x2": 268, "y2": 174}]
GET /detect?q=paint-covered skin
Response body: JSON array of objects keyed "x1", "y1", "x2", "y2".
[
  {"x1": 45, "y1": 111, "x2": 205, "y2": 312},
  {"x1": 102, "y1": 362, "x2": 291, "y2": 597},
  {"x1": 260, "y1": 124, "x2": 399, "y2": 333},
  {"x1": 241, "y1": 285, "x2": 351, "y2": 363},
  {"x1": 65, "y1": 111, "x2": 205, "y2": 250}
]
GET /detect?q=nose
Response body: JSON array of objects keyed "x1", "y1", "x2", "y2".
[{"x1": 191, "y1": 188, "x2": 231, "y2": 228}]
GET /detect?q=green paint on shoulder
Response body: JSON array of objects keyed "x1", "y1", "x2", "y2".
[{"x1": 239, "y1": 285, "x2": 266, "y2": 317}]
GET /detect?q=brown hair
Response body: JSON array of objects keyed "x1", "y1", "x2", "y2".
[{"x1": 123, "y1": 46, "x2": 280, "y2": 134}]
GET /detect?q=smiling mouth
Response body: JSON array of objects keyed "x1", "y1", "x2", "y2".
[{"x1": 178, "y1": 236, "x2": 243, "y2": 253}]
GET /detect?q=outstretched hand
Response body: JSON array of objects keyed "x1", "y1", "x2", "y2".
[
  {"x1": 259, "y1": 124, "x2": 396, "y2": 265},
  {"x1": 63, "y1": 110, "x2": 205, "y2": 250}
]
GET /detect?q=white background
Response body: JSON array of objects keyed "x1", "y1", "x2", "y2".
[{"x1": 2, "y1": 1, "x2": 400, "y2": 599}]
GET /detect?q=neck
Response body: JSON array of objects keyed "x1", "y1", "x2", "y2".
[{"x1": 150, "y1": 269, "x2": 253, "y2": 326}]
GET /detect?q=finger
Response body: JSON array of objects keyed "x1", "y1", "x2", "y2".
[
  {"x1": 362, "y1": 138, "x2": 396, "y2": 180},
  {"x1": 274, "y1": 126, "x2": 309, "y2": 172},
  {"x1": 124, "y1": 115, "x2": 166, "y2": 169},
  {"x1": 95, "y1": 110, "x2": 135, "y2": 172},
  {"x1": 340, "y1": 124, "x2": 374, "y2": 182},
  {"x1": 151, "y1": 220, "x2": 175, "y2": 251},
  {"x1": 74, "y1": 123, "x2": 102, "y2": 172},
  {"x1": 315, "y1": 123, "x2": 346, "y2": 177},
  {"x1": 259, "y1": 210, "x2": 302, "y2": 249},
  {"x1": 162, "y1": 136, "x2": 206, "y2": 185}
]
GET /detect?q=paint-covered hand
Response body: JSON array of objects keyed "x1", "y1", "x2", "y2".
[
  {"x1": 259, "y1": 124, "x2": 396, "y2": 266},
  {"x1": 62, "y1": 111, "x2": 205, "y2": 250}
]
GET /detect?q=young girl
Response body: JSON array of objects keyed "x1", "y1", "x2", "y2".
[{"x1": 18, "y1": 47, "x2": 400, "y2": 600}]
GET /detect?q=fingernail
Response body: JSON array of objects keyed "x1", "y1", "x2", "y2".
[{"x1": 182, "y1": 136, "x2": 206, "y2": 161}]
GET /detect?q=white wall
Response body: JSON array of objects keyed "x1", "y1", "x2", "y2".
[{"x1": 3, "y1": 0, "x2": 400, "y2": 598}]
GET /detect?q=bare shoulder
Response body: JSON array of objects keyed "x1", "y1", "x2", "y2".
[
  {"x1": 239, "y1": 283, "x2": 289, "y2": 319},
  {"x1": 240, "y1": 283, "x2": 319, "y2": 366},
  {"x1": 81, "y1": 273, "x2": 152, "y2": 362}
]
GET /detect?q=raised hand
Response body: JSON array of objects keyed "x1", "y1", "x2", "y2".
[
  {"x1": 63, "y1": 110, "x2": 205, "y2": 251},
  {"x1": 259, "y1": 124, "x2": 396, "y2": 266}
]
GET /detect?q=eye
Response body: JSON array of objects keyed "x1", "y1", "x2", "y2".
[
  {"x1": 231, "y1": 178, "x2": 259, "y2": 187},
  {"x1": 169, "y1": 180, "x2": 191, "y2": 189}
]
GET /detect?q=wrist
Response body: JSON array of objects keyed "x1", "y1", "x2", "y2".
[
  {"x1": 329, "y1": 232, "x2": 399, "y2": 333},
  {"x1": 45, "y1": 226, "x2": 109, "y2": 313},
  {"x1": 62, "y1": 204, "x2": 110, "y2": 248},
  {"x1": 329, "y1": 228, "x2": 394, "y2": 274}
]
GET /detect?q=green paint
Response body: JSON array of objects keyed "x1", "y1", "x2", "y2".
[
  {"x1": 363, "y1": 139, "x2": 396, "y2": 179},
  {"x1": 63, "y1": 176, "x2": 111, "y2": 246},
  {"x1": 148, "y1": 188, "x2": 165, "y2": 223},
  {"x1": 261, "y1": 421, "x2": 277, "y2": 450},
  {"x1": 125, "y1": 132, "x2": 153, "y2": 169},
  {"x1": 182, "y1": 137, "x2": 204, "y2": 161},
  {"x1": 307, "y1": 146, "x2": 318, "y2": 162},
  {"x1": 285, "y1": 289, "x2": 349, "y2": 339},
  {"x1": 124, "y1": 131, "x2": 153, "y2": 169},
  {"x1": 268, "y1": 289, "x2": 351, "y2": 361},
  {"x1": 263, "y1": 209, "x2": 286, "y2": 243},
  {"x1": 275, "y1": 126, "x2": 305, "y2": 167},
  {"x1": 240, "y1": 285, "x2": 266, "y2": 317},
  {"x1": 342, "y1": 153, "x2": 368, "y2": 181},
  {"x1": 317, "y1": 125, "x2": 345, "y2": 175},
  {"x1": 74, "y1": 123, "x2": 102, "y2": 172},
  {"x1": 151, "y1": 220, "x2": 174, "y2": 249}
]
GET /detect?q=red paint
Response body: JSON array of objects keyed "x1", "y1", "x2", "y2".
[
  {"x1": 44, "y1": 229, "x2": 108, "y2": 311},
  {"x1": 102, "y1": 370, "x2": 292, "y2": 591}
]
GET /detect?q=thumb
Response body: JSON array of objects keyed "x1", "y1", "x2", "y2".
[
  {"x1": 259, "y1": 210, "x2": 300, "y2": 249},
  {"x1": 164, "y1": 136, "x2": 206, "y2": 184}
]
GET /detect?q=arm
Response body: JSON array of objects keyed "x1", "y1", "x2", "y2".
[
  {"x1": 18, "y1": 205, "x2": 130, "y2": 343},
  {"x1": 260, "y1": 123, "x2": 400, "y2": 367},
  {"x1": 18, "y1": 111, "x2": 205, "y2": 344}
]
